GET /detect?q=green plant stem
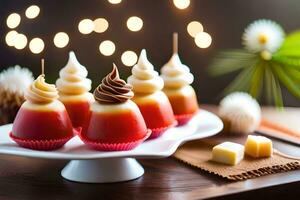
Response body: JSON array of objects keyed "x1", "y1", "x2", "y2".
[{"x1": 272, "y1": 63, "x2": 300, "y2": 99}]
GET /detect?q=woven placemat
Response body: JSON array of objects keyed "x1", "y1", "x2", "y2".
[{"x1": 173, "y1": 140, "x2": 300, "y2": 181}]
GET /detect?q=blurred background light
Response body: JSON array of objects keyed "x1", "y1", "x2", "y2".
[
  {"x1": 187, "y1": 21, "x2": 203, "y2": 38},
  {"x1": 14, "y1": 33, "x2": 27, "y2": 50},
  {"x1": 99, "y1": 40, "x2": 116, "y2": 56},
  {"x1": 108, "y1": 0, "x2": 122, "y2": 4},
  {"x1": 29, "y1": 38, "x2": 44, "y2": 54},
  {"x1": 121, "y1": 51, "x2": 138, "y2": 66},
  {"x1": 173, "y1": 0, "x2": 190, "y2": 9},
  {"x1": 94, "y1": 18, "x2": 109, "y2": 33},
  {"x1": 1, "y1": 0, "x2": 299, "y2": 107},
  {"x1": 5, "y1": 30, "x2": 18, "y2": 47},
  {"x1": 25, "y1": 5, "x2": 40, "y2": 19},
  {"x1": 195, "y1": 32, "x2": 212, "y2": 48},
  {"x1": 78, "y1": 19, "x2": 94, "y2": 34},
  {"x1": 53, "y1": 32, "x2": 69, "y2": 48},
  {"x1": 6, "y1": 13, "x2": 21, "y2": 28},
  {"x1": 127, "y1": 16, "x2": 143, "y2": 32}
]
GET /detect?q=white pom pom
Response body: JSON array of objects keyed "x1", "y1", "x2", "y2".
[
  {"x1": 219, "y1": 92, "x2": 261, "y2": 134},
  {"x1": 0, "y1": 65, "x2": 34, "y2": 95},
  {"x1": 242, "y1": 19, "x2": 285, "y2": 53}
]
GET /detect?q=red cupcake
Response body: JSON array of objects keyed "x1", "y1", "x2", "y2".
[
  {"x1": 127, "y1": 49, "x2": 177, "y2": 138},
  {"x1": 10, "y1": 75, "x2": 74, "y2": 150},
  {"x1": 161, "y1": 53, "x2": 199, "y2": 126},
  {"x1": 56, "y1": 52, "x2": 94, "y2": 133},
  {"x1": 80, "y1": 64, "x2": 150, "y2": 151}
]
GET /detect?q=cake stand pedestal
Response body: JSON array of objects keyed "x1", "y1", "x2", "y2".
[
  {"x1": 0, "y1": 110, "x2": 223, "y2": 183},
  {"x1": 61, "y1": 158, "x2": 144, "y2": 183}
]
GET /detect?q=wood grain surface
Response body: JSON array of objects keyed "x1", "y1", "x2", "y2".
[
  {"x1": 0, "y1": 105, "x2": 299, "y2": 200},
  {"x1": 0, "y1": 154, "x2": 299, "y2": 200}
]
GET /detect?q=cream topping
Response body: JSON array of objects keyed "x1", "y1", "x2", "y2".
[
  {"x1": 56, "y1": 51, "x2": 92, "y2": 95},
  {"x1": 94, "y1": 64, "x2": 134, "y2": 104},
  {"x1": 22, "y1": 100, "x2": 65, "y2": 111},
  {"x1": 163, "y1": 85, "x2": 196, "y2": 97},
  {"x1": 127, "y1": 49, "x2": 164, "y2": 94},
  {"x1": 160, "y1": 53, "x2": 194, "y2": 89},
  {"x1": 25, "y1": 75, "x2": 59, "y2": 104},
  {"x1": 59, "y1": 92, "x2": 94, "y2": 103},
  {"x1": 91, "y1": 99, "x2": 140, "y2": 114}
]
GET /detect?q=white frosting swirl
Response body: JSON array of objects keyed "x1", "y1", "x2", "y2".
[
  {"x1": 160, "y1": 53, "x2": 194, "y2": 89},
  {"x1": 25, "y1": 75, "x2": 59, "y2": 104},
  {"x1": 56, "y1": 51, "x2": 92, "y2": 95},
  {"x1": 127, "y1": 49, "x2": 164, "y2": 94}
]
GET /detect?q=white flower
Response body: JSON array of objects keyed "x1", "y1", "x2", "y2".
[
  {"x1": 219, "y1": 92, "x2": 261, "y2": 134},
  {"x1": 0, "y1": 65, "x2": 34, "y2": 95},
  {"x1": 242, "y1": 19, "x2": 285, "y2": 53}
]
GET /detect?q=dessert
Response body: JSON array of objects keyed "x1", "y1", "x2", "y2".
[
  {"x1": 212, "y1": 142, "x2": 245, "y2": 165},
  {"x1": 127, "y1": 49, "x2": 177, "y2": 138},
  {"x1": 80, "y1": 64, "x2": 150, "y2": 151},
  {"x1": 245, "y1": 135, "x2": 273, "y2": 158},
  {"x1": 160, "y1": 50, "x2": 199, "y2": 125},
  {"x1": 56, "y1": 51, "x2": 94, "y2": 132},
  {"x1": 10, "y1": 75, "x2": 74, "y2": 150}
]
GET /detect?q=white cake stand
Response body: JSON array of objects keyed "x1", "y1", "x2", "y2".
[{"x1": 0, "y1": 110, "x2": 223, "y2": 183}]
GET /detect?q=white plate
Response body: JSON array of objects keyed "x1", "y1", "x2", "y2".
[{"x1": 0, "y1": 109, "x2": 223, "y2": 183}]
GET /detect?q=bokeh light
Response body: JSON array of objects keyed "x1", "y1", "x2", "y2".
[
  {"x1": 29, "y1": 38, "x2": 44, "y2": 54},
  {"x1": 195, "y1": 32, "x2": 212, "y2": 48},
  {"x1": 5, "y1": 30, "x2": 18, "y2": 47},
  {"x1": 173, "y1": 0, "x2": 190, "y2": 9},
  {"x1": 187, "y1": 21, "x2": 203, "y2": 38},
  {"x1": 99, "y1": 40, "x2": 116, "y2": 56},
  {"x1": 14, "y1": 33, "x2": 27, "y2": 50},
  {"x1": 53, "y1": 32, "x2": 69, "y2": 48},
  {"x1": 121, "y1": 51, "x2": 138, "y2": 66},
  {"x1": 94, "y1": 18, "x2": 109, "y2": 33},
  {"x1": 127, "y1": 16, "x2": 143, "y2": 32},
  {"x1": 108, "y1": 0, "x2": 122, "y2": 4},
  {"x1": 25, "y1": 5, "x2": 40, "y2": 19},
  {"x1": 6, "y1": 13, "x2": 21, "y2": 29},
  {"x1": 78, "y1": 19, "x2": 94, "y2": 34}
]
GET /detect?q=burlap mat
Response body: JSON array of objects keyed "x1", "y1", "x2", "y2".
[{"x1": 173, "y1": 139, "x2": 300, "y2": 181}]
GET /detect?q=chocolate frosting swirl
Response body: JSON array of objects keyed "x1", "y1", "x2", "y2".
[{"x1": 94, "y1": 64, "x2": 134, "y2": 104}]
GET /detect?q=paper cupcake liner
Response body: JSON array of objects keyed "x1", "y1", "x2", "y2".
[
  {"x1": 148, "y1": 121, "x2": 178, "y2": 139},
  {"x1": 175, "y1": 113, "x2": 196, "y2": 126},
  {"x1": 73, "y1": 127, "x2": 82, "y2": 135},
  {"x1": 78, "y1": 129, "x2": 151, "y2": 151},
  {"x1": 9, "y1": 132, "x2": 74, "y2": 151}
]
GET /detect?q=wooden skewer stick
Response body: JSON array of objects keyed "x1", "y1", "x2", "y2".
[
  {"x1": 41, "y1": 58, "x2": 45, "y2": 76},
  {"x1": 173, "y1": 32, "x2": 178, "y2": 54}
]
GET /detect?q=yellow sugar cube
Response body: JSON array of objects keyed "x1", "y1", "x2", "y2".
[
  {"x1": 245, "y1": 135, "x2": 273, "y2": 158},
  {"x1": 212, "y1": 142, "x2": 245, "y2": 165}
]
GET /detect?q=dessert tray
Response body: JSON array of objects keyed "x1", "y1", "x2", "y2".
[{"x1": 0, "y1": 110, "x2": 223, "y2": 183}]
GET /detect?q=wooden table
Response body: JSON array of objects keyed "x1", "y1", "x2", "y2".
[{"x1": 0, "y1": 106, "x2": 299, "y2": 200}]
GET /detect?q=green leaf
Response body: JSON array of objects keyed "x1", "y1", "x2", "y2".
[
  {"x1": 209, "y1": 50, "x2": 258, "y2": 76},
  {"x1": 269, "y1": 67, "x2": 284, "y2": 107},
  {"x1": 272, "y1": 77, "x2": 284, "y2": 108},
  {"x1": 280, "y1": 30, "x2": 300, "y2": 49},
  {"x1": 249, "y1": 62, "x2": 264, "y2": 98},
  {"x1": 272, "y1": 63, "x2": 300, "y2": 99},
  {"x1": 263, "y1": 64, "x2": 283, "y2": 107},
  {"x1": 264, "y1": 65, "x2": 273, "y2": 103},
  {"x1": 223, "y1": 65, "x2": 256, "y2": 94},
  {"x1": 282, "y1": 66, "x2": 300, "y2": 82},
  {"x1": 272, "y1": 30, "x2": 300, "y2": 68},
  {"x1": 272, "y1": 55, "x2": 300, "y2": 69}
]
